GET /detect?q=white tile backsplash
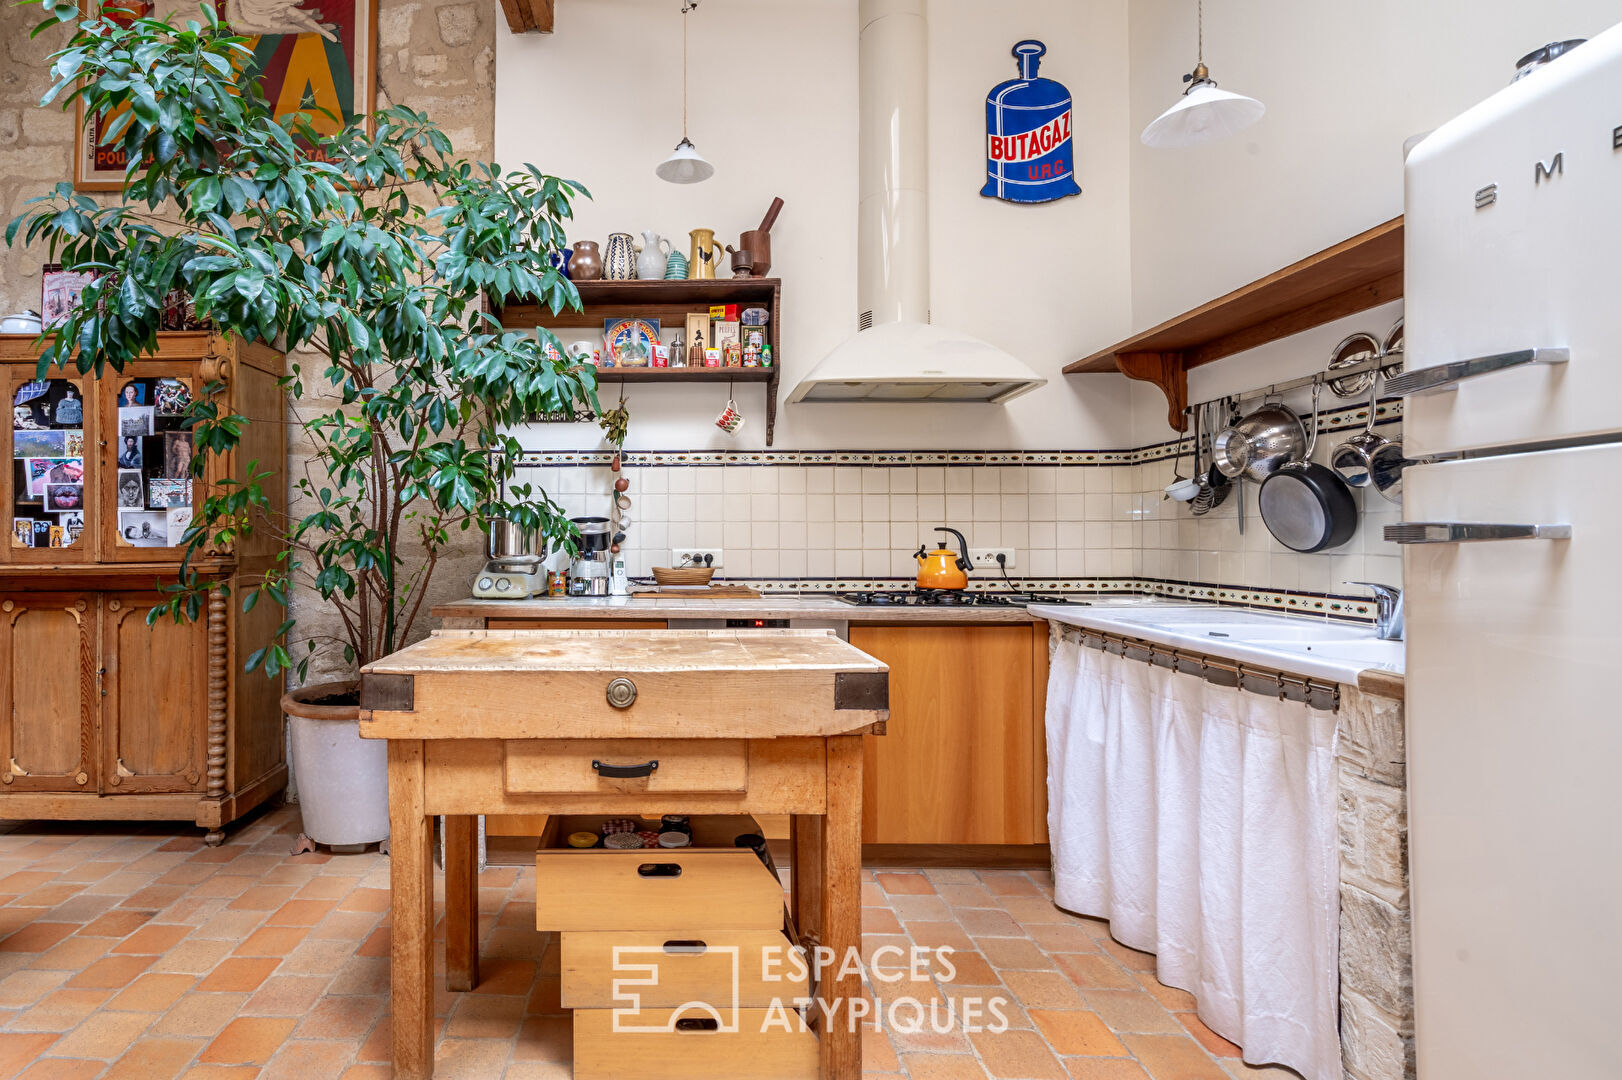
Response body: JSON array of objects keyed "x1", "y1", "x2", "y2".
[{"x1": 512, "y1": 425, "x2": 1403, "y2": 601}]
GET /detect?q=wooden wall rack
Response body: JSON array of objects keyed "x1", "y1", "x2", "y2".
[
  {"x1": 495, "y1": 278, "x2": 783, "y2": 445},
  {"x1": 1065, "y1": 217, "x2": 1404, "y2": 431}
]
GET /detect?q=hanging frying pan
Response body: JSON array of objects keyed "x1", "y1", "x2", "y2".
[{"x1": 1258, "y1": 382, "x2": 1359, "y2": 553}]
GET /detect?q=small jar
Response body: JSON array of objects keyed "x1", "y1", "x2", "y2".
[
  {"x1": 567, "y1": 832, "x2": 600, "y2": 849},
  {"x1": 658, "y1": 831, "x2": 692, "y2": 848},
  {"x1": 604, "y1": 832, "x2": 645, "y2": 850}
]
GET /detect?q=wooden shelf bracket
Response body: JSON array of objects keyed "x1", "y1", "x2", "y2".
[{"x1": 1115, "y1": 352, "x2": 1188, "y2": 433}]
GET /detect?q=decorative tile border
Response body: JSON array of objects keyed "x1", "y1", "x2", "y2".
[
  {"x1": 695, "y1": 576, "x2": 1379, "y2": 622},
  {"x1": 515, "y1": 399, "x2": 1403, "y2": 469}
]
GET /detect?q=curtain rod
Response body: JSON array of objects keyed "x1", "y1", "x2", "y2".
[{"x1": 1071, "y1": 626, "x2": 1342, "y2": 712}]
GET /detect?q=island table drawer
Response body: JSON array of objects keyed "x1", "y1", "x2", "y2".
[
  {"x1": 561, "y1": 930, "x2": 808, "y2": 1009},
  {"x1": 573, "y1": 1007, "x2": 817, "y2": 1080},
  {"x1": 535, "y1": 850, "x2": 784, "y2": 932},
  {"x1": 505, "y1": 739, "x2": 748, "y2": 794}
]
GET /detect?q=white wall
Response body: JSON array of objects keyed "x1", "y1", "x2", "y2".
[
  {"x1": 1123, "y1": 0, "x2": 1622, "y2": 337},
  {"x1": 495, "y1": 0, "x2": 1137, "y2": 452}
]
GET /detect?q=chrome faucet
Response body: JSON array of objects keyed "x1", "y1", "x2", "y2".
[{"x1": 1347, "y1": 581, "x2": 1404, "y2": 641}]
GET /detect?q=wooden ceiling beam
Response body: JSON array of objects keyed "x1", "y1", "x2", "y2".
[{"x1": 500, "y1": 0, "x2": 554, "y2": 34}]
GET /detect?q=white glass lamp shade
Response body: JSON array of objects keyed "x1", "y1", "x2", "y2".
[
  {"x1": 1140, "y1": 81, "x2": 1266, "y2": 148},
  {"x1": 655, "y1": 137, "x2": 714, "y2": 184}
]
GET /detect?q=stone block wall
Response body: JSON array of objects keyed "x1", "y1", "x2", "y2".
[
  {"x1": 1336, "y1": 686, "x2": 1416, "y2": 1080},
  {"x1": 0, "y1": 0, "x2": 497, "y2": 685}
]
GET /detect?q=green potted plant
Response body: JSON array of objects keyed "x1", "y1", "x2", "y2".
[{"x1": 7, "y1": 1, "x2": 598, "y2": 847}]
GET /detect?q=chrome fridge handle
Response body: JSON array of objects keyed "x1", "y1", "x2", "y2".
[
  {"x1": 1384, "y1": 522, "x2": 1572, "y2": 545},
  {"x1": 1384, "y1": 347, "x2": 1568, "y2": 396}
]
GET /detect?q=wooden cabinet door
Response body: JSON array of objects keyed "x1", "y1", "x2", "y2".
[
  {"x1": 853, "y1": 624, "x2": 1040, "y2": 845},
  {"x1": 100, "y1": 594, "x2": 206, "y2": 793},
  {"x1": 0, "y1": 594, "x2": 96, "y2": 792}
]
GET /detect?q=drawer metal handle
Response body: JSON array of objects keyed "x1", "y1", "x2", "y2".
[
  {"x1": 663, "y1": 940, "x2": 708, "y2": 954},
  {"x1": 1384, "y1": 346, "x2": 1569, "y2": 396},
  {"x1": 674, "y1": 1017, "x2": 720, "y2": 1032},
  {"x1": 605, "y1": 676, "x2": 638, "y2": 709},
  {"x1": 1384, "y1": 521, "x2": 1572, "y2": 545},
  {"x1": 637, "y1": 862, "x2": 684, "y2": 878},
  {"x1": 592, "y1": 759, "x2": 658, "y2": 779}
]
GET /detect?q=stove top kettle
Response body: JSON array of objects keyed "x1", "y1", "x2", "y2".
[{"x1": 914, "y1": 527, "x2": 972, "y2": 590}]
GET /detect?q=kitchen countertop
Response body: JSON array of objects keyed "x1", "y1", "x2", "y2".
[
  {"x1": 433, "y1": 594, "x2": 1053, "y2": 623},
  {"x1": 1029, "y1": 601, "x2": 1406, "y2": 691}
]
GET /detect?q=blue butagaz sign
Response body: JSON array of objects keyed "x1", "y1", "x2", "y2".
[{"x1": 981, "y1": 40, "x2": 1081, "y2": 204}]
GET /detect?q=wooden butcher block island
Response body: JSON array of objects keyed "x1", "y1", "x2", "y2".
[{"x1": 359, "y1": 629, "x2": 890, "y2": 1080}]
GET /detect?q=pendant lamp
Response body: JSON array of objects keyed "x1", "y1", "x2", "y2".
[
  {"x1": 656, "y1": 1, "x2": 714, "y2": 183},
  {"x1": 1140, "y1": 0, "x2": 1265, "y2": 149}
]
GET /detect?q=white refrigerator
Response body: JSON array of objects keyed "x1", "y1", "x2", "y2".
[{"x1": 1398, "y1": 21, "x2": 1622, "y2": 1079}]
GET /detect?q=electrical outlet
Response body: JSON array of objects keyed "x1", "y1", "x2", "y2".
[
  {"x1": 670, "y1": 548, "x2": 724, "y2": 569},
  {"x1": 970, "y1": 548, "x2": 1016, "y2": 569}
]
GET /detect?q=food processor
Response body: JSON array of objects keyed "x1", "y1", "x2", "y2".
[{"x1": 473, "y1": 518, "x2": 544, "y2": 599}]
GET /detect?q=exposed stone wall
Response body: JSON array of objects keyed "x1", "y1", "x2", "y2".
[
  {"x1": 1336, "y1": 686, "x2": 1416, "y2": 1080},
  {"x1": 0, "y1": 0, "x2": 497, "y2": 686}
]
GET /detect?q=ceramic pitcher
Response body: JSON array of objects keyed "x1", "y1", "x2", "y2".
[
  {"x1": 636, "y1": 231, "x2": 672, "y2": 280},
  {"x1": 603, "y1": 233, "x2": 636, "y2": 280},
  {"x1": 687, "y1": 228, "x2": 723, "y2": 280},
  {"x1": 570, "y1": 240, "x2": 603, "y2": 281}
]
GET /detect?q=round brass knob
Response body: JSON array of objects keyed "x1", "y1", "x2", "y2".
[{"x1": 605, "y1": 677, "x2": 638, "y2": 709}]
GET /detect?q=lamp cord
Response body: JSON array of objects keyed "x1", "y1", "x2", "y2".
[
  {"x1": 1197, "y1": 0, "x2": 1203, "y2": 65},
  {"x1": 680, "y1": 1, "x2": 697, "y2": 139}
]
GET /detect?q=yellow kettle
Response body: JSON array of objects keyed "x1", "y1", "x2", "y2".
[{"x1": 914, "y1": 527, "x2": 972, "y2": 590}]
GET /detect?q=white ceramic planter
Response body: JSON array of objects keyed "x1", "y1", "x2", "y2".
[{"x1": 282, "y1": 681, "x2": 389, "y2": 847}]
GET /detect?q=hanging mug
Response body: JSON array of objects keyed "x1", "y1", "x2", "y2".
[
  {"x1": 714, "y1": 397, "x2": 746, "y2": 436},
  {"x1": 687, "y1": 228, "x2": 723, "y2": 280},
  {"x1": 603, "y1": 233, "x2": 636, "y2": 280}
]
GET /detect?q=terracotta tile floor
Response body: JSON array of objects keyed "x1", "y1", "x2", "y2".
[{"x1": 0, "y1": 808, "x2": 1304, "y2": 1080}]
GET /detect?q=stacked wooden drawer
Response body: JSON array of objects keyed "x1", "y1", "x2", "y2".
[{"x1": 534, "y1": 816, "x2": 817, "y2": 1080}]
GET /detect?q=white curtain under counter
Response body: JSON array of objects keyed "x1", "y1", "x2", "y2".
[{"x1": 1045, "y1": 626, "x2": 1342, "y2": 1080}]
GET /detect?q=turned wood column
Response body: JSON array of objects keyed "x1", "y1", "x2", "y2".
[{"x1": 202, "y1": 582, "x2": 229, "y2": 844}]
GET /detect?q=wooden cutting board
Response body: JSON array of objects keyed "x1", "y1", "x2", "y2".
[{"x1": 631, "y1": 585, "x2": 761, "y2": 598}]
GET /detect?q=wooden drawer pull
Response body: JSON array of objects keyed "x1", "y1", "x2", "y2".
[
  {"x1": 592, "y1": 758, "x2": 658, "y2": 779},
  {"x1": 662, "y1": 940, "x2": 708, "y2": 955},
  {"x1": 636, "y1": 862, "x2": 683, "y2": 878},
  {"x1": 674, "y1": 1017, "x2": 720, "y2": 1033}
]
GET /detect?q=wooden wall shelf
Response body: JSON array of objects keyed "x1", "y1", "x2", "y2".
[
  {"x1": 1065, "y1": 217, "x2": 1404, "y2": 431},
  {"x1": 495, "y1": 278, "x2": 783, "y2": 445}
]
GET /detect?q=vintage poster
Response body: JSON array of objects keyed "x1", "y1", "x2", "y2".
[{"x1": 75, "y1": 0, "x2": 377, "y2": 189}]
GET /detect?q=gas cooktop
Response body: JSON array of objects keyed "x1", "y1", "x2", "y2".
[{"x1": 833, "y1": 590, "x2": 1089, "y2": 607}]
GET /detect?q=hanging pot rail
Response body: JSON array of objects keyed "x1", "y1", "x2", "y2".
[{"x1": 1185, "y1": 353, "x2": 1393, "y2": 414}]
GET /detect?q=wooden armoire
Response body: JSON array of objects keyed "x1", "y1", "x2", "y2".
[{"x1": 2, "y1": 331, "x2": 288, "y2": 843}]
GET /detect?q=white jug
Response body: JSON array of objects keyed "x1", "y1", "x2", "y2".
[{"x1": 636, "y1": 231, "x2": 672, "y2": 280}]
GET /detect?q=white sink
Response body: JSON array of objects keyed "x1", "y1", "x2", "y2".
[
  {"x1": 1282, "y1": 639, "x2": 1405, "y2": 669},
  {"x1": 1027, "y1": 601, "x2": 1407, "y2": 683},
  {"x1": 1201, "y1": 623, "x2": 1372, "y2": 644}
]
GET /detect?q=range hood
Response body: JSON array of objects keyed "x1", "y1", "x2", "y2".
[{"x1": 789, "y1": 0, "x2": 1046, "y2": 405}]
